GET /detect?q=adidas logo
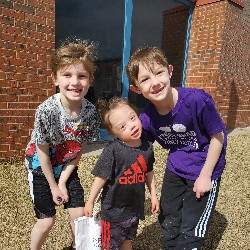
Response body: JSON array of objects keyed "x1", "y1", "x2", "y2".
[{"x1": 119, "y1": 155, "x2": 147, "y2": 185}]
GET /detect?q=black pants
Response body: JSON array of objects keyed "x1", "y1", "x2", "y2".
[{"x1": 158, "y1": 169, "x2": 221, "y2": 250}]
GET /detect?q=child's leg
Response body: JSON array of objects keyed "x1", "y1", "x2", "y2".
[
  {"x1": 67, "y1": 207, "x2": 85, "y2": 246},
  {"x1": 120, "y1": 239, "x2": 132, "y2": 250},
  {"x1": 28, "y1": 173, "x2": 57, "y2": 250},
  {"x1": 176, "y1": 177, "x2": 221, "y2": 250},
  {"x1": 65, "y1": 169, "x2": 85, "y2": 247},
  {"x1": 158, "y1": 168, "x2": 186, "y2": 249},
  {"x1": 30, "y1": 217, "x2": 55, "y2": 250}
]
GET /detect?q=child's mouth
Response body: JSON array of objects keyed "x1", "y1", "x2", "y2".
[
  {"x1": 68, "y1": 89, "x2": 82, "y2": 93},
  {"x1": 152, "y1": 86, "x2": 164, "y2": 94},
  {"x1": 132, "y1": 128, "x2": 140, "y2": 137}
]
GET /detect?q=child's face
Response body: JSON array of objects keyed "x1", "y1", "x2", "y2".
[
  {"x1": 53, "y1": 62, "x2": 92, "y2": 104},
  {"x1": 130, "y1": 62, "x2": 172, "y2": 103},
  {"x1": 108, "y1": 104, "x2": 142, "y2": 145}
]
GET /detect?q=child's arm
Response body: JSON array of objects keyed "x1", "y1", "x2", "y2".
[
  {"x1": 146, "y1": 171, "x2": 159, "y2": 214},
  {"x1": 37, "y1": 144, "x2": 63, "y2": 206},
  {"x1": 84, "y1": 176, "x2": 107, "y2": 217},
  {"x1": 58, "y1": 142, "x2": 87, "y2": 202},
  {"x1": 193, "y1": 132, "x2": 224, "y2": 198}
]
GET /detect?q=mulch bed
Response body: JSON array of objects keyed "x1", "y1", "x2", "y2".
[{"x1": 0, "y1": 134, "x2": 249, "y2": 250}]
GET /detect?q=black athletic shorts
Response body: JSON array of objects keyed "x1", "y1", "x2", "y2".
[{"x1": 29, "y1": 168, "x2": 84, "y2": 219}]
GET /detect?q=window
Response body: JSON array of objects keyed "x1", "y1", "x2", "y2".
[
  {"x1": 129, "y1": 0, "x2": 182, "y2": 111},
  {"x1": 56, "y1": 0, "x2": 125, "y2": 104}
]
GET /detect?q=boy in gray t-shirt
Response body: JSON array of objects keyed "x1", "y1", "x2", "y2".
[{"x1": 25, "y1": 39, "x2": 100, "y2": 250}]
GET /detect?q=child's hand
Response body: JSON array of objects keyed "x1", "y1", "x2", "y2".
[
  {"x1": 58, "y1": 183, "x2": 69, "y2": 203},
  {"x1": 151, "y1": 196, "x2": 160, "y2": 214},
  {"x1": 193, "y1": 175, "x2": 212, "y2": 199},
  {"x1": 84, "y1": 201, "x2": 94, "y2": 217},
  {"x1": 51, "y1": 186, "x2": 65, "y2": 206}
]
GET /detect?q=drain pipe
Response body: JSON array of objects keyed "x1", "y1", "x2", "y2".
[
  {"x1": 182, "y1": 3, "x2": 195, "y2": 87},
  {"x1": 121, "y1": 0, "x2": 133, "y2": 98},
  {"x1": 177, "y1": 0, "x2": 195, "y2": 87}
]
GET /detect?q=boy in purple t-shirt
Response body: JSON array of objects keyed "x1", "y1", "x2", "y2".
[{"x1": 127, "y1": 47, "x2": 227, "y2": 249}]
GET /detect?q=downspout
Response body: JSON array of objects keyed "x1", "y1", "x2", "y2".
[
  {"x1": 121, "y1": 0, "x2": 133, "y2": 98},
  {"x1": 178, "y1": 0, "x2": 195, "y2": 87}
]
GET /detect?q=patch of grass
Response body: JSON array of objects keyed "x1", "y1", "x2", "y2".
[{"x1": 0, "y1": 135, "x2": 249, "y2": 249}]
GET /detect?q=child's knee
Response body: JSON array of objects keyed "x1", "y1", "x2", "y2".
[
  {"x1": 68, "y1": 207, "x2": 84, "y2": 221},
  {"x1": 36, "y1": 217, "x2": 55, "y2": 232},
  {"x1": 121, "y1": 239, "x2": 132, "y2": 250}
]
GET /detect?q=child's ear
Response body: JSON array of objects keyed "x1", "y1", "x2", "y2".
[
  {"x1": 108, "y1": 130, "x2": 115, "y2": 137},
  {"x1": 51, "y1": 73, "x2": 58, "y2": 86},
  {"x1": 130, "y1": 84, "x2": 141, "y2": 94},
  {"x1": 89, "y1": 75, "x2": 94, "y2": 85},
  {"x1": 169, "y1": 65, "x2": 173, "y2": 78}
]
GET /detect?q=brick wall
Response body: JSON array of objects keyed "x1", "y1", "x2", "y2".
[
  {"x1": 162, "y1": 6, "x2": 189, "y2": 87},
  {"x1": 218, "y1": 0, "x2": 250, "y2": 128},
  {"x1": 0, "y1": 0, "x2": 55, "y2": 161},
  {"x1": 1, "y1": 0, "x2": 249, "y2": 161},
  {"x1": 186, "y1": 0, "x2": 250, "y2": 128}
]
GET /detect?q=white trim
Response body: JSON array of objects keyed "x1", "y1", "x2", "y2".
[
  {"x1": 195, "y1": 179, "x2": 218, "y2": 237},
  {"x1": 26, "y1": 159, "x2": 34, "y2": 202}
]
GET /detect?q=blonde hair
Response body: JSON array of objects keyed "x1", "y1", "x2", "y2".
[
  {"x1": 126, "y1": 46, "x2": 170, "y2": 86},
  {"x1": 50, "y1": 38, "x2": 98, "y2": 77},
  {"x1": 97, "y1": 97, "x2": 137, "y2": 131}
]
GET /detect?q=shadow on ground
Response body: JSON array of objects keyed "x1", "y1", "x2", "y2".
[
  {"x1": 203, "y1": 210, "x2": 228, "y2": 250},
  {"x1": 133, "y1": 203, "x2": 228, "y2": 250},
  {"x1": 133, "y1": 221, "x2": 163, "y2": 250}
]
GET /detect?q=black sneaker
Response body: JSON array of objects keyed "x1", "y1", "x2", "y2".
[{"x1": 68, "y1": 242, "x2": 76, "y2": 250}]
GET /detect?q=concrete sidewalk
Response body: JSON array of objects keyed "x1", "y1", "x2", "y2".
[
  {"x1": 226, "y1": 127, "x2": 250, "y2": 136},
  {"x1": 83, "y1": 127, "x2": 250, "y2": 157}
]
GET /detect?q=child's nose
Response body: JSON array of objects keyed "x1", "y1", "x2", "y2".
[
  {"x1": 70, "y1": 76, "x2": 79, "y2": 85},
  {"x1": 129, "y1": 122, "x2": 136, "y2": 130},
  {"x1": 151, "y1": 76, "x2": 159, "y2": 86}
]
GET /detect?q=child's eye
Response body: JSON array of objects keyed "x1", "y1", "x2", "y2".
[
  {"x1": 63, "y1": 73, "x2": 71, "y2": 77},
  {"x1": 131, "y1": 115, "x2": 136, "y2": 121},
  {"x1": 78, "y1": 74, "x2": 88, "y2": 79},
  {"x1": 140, "y1": 78, "x2": 148, "y2": 84},
  {"x1": 119, "y1": 125, "x2": 125, "y2": 131},
  {"x1": 156, "y1": 70, "x2": 164, "y2": 75}
]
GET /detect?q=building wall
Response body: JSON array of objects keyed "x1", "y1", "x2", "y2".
[
  {"x1": 0, "y1": 0, "x2": 249, "y2": 161},
  {"x1": 162, "y1": 6, "x2": 189, "y2": 87},
  {"x1": 186, "y1": 0, "x2": 249, "y2": 128},
  {"x1": 0, "y1": 0, "x2": 55, "y2": 161}
]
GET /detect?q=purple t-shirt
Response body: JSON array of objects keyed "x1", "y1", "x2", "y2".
[{"x1": 140, "y1": 87, "x2": 227, "y2": 181}]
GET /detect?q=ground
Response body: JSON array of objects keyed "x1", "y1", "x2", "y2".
[{"x1": 0, "y1": 134, "x2": 249, "y2": 250}]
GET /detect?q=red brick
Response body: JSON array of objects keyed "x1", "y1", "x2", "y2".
[
  {"x1": 0, "y1": 102, "x2": 7, "y2": 109},
  {"x1": 25, "y1": 13, "x2": 46, "y2": 25},
  {"x1": 2, "y1": 8, "x2": 25, "y2": 19},
  {"x1": 26, "y1": 0, "x2": 44, "y2": 8},
  {"x1": 7, "y1": 102, "x2": 29, "y2": 109},
  {"x1": 13, "y1": 2, "x2": 35, "y2": 15},
  {"x1": 0, "y1": 145, "x2": 10, "y2": 152}
]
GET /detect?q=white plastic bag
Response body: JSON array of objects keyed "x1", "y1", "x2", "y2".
[
  {"x1": 75, "y1": 192, "x2": 102, "y2": 250},
  {"x1": 74, "y1": 215, "x2": 101, "y2": 250}
]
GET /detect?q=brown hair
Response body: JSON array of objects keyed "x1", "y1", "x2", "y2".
[
  {"x1": 97, "y1": 97, "x2": 137, "y2": 131},
  {"x1": 126, "y1": 46, "x2": 170, "y2": 86},
  {"x1": 50, "y1": 38, "x2": 98, "y2": 77}
]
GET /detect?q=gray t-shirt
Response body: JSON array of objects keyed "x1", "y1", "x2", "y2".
[
  {"x1": 25, "y1": 93, "x2": 100, "y2": 177},
  {"x1": 92, "y1": 139, "x2": 154, "y2": 222}
]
